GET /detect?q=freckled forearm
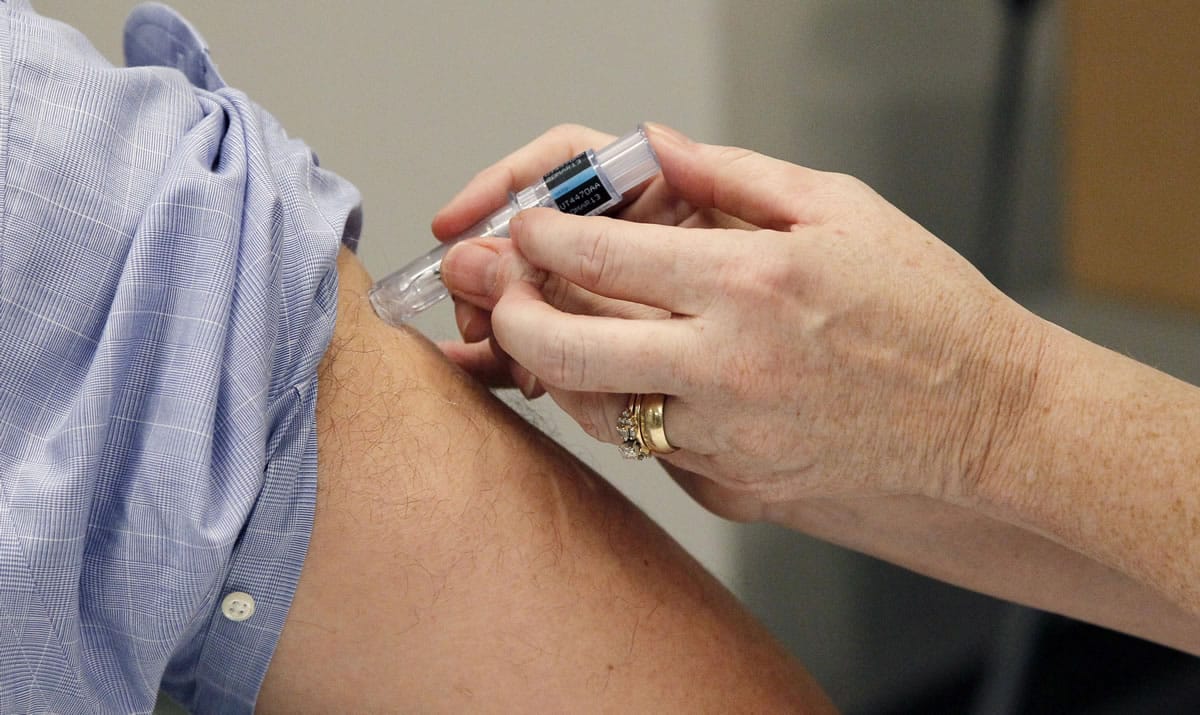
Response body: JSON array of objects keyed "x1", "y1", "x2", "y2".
[
  {"x1": 784, "y1": 492, "x2": 1200, "y2": 654},
  {"x1": 974, "y1": 319, "x2": 1200, "y2": 616}
]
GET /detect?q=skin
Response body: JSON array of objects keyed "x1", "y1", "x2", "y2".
[
  {"x1": 437, "y1": 123, "x2": 1200, "y2": 654},
  {"x1": 255, "y1": 247, "x2": 835, "y2": 713}
]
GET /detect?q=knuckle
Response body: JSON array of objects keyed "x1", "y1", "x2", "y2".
[
  {"x1": 578, "y1": 225, "x2": 620, "y2": 291},
  {"x1": 823, "y1": 171, "x2": 871, "y2": 199},
  {"x1": 475, "y1": 162, "x2": 518, "y2": 194},
  {"x1": 546, "y1": 123, "x2": 588, "y2": 156},
  {"x1": 535, "y1": 329, "x2": 587, "y2": 390},
  {"x1": 492, "y1": 254, "x2": 521, "y2": 298},
  {"x1": 714, "y1": 144, "x2": 757, "y2": 165},
  {"x1": 542, "y1": 275, "x2": 574, "y2": 311},
  {"x1": 500, "y1": 164, "x2": 521, "y2": 194},
  {"x1": 713, "y1": 238, "x2": 807, "y2": 308},
  {"x1": 469, "y1": 164, "x2": 492, "y2": 184},
  {"x1": 842, "y1": 172, "x2": 870, "y2": 193},
  {"x1": 716, "y1": 145, "x2": 767, "y2": 181},
  {"x1": 757, "y1": 243, "x2": 806, "y2": 293},
  {"x1": 547, "y1": 122, "x2": 588, "y2": 139},
  {"x1": 712, "y1": 147, "x2": 766, "y2": 189}
]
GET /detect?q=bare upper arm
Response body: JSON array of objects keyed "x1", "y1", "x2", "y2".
[{"x1": 256, "y1": 247, "x2": 834, "y2": 713}]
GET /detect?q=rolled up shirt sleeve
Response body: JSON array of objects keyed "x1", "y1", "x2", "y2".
[{"x1": 0, "y1": 2, "x2": 361, "y2": 712}]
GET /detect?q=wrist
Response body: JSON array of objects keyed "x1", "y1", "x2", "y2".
[
  {"x1": 956, "y1": 312, "x2": 1200, "y2": 615},
  {"x1": 949, "y1": 301, "x2": 1065, "y2": 510}
]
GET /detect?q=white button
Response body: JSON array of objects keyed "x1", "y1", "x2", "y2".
[{"x1": 221, "y1": 591, "x2": 256, "y2": 622}]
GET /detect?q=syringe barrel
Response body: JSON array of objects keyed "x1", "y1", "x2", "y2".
[{"x1": 369, "y1": 126, "x2": 659, "y2": 326}]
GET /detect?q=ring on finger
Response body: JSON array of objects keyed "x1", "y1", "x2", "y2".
[
  {"x1": 638, "y1": 393, "x2": 677, "y2": 455},
  {"x1": 617, "y1": 394, "x2": 651, "y2": 460}
]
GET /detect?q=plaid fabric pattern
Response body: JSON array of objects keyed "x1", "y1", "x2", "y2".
[{"x1": 0, "y1": 3, "x2": 361, "y2": 712}]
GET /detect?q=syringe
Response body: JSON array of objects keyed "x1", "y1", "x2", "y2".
[{"x1": 369, "y1": 126, "x2": 660, "y2": 326}]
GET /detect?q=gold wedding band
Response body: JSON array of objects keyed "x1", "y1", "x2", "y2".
[
  {"x1": 616, "y1": 393, "x2": 677, "y2": 460},
  {"x1": 638, "y1": 393, "x2": 678, "y2": 454}
]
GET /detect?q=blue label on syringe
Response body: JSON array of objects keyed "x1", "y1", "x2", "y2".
[{"x1": 543, "y1": 150, "x2": 617, "y2": 215}]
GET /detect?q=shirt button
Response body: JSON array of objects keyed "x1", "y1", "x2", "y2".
[{"x1": 221, "y1": 591, "x2": 256, "y2": 622}]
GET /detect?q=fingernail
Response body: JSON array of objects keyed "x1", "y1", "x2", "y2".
[
  {"x1": 443, "y1": 242, "x2": 499, "y2": 298},
  {"x1": 509, "y1": 210, "x2": 533, "y2": 239},
  {"x1": 520, "y1": 374, "x2": 540, "y2": 400},
  {"x1": 513, "y1": 364, "x2": 540, "y2": 400},
  {"x1": 454, "y1": 298, "x2": 474, "y2": 337}
]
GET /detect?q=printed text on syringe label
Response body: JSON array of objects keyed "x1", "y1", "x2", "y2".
[{"x1": 543, "y1": 150, "x2": 619, "y2": 216}]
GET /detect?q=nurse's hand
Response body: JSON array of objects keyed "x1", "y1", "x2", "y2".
[{"x1": 436, "y1": 123, "x2": 1054, "y2": 524}]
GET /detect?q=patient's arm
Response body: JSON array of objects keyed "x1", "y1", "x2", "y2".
[{"x1": 256, "y1": 248, "x2": 833, "y2": 713}]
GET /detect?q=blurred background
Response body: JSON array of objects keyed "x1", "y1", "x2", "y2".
[{"x1": 40, "y1": 1, "x2": 1200, "y2": 712}]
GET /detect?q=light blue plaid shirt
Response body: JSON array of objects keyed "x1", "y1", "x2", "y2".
[{"x1": 0, "y1": 3, "x2": 360, "y2": 712}]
